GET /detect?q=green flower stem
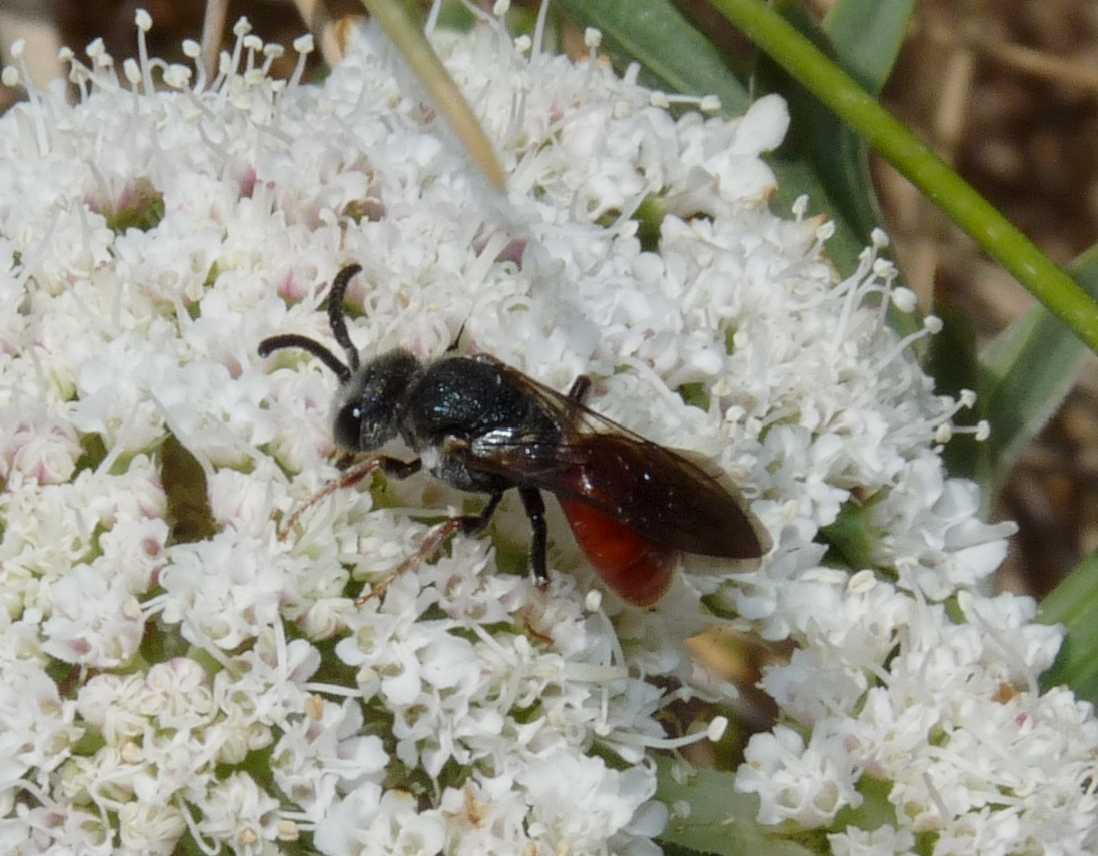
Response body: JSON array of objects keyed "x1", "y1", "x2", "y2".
[
  {"x1": 360, "y1": 0, "x2": 505, "y2": 190},
  {"x1": 708, "y1": 0, "x2": 1098, "y2": 355}
]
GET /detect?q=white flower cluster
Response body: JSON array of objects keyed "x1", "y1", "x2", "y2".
[{"x1": 0, "y1": 5, "x2": 1093, "y2": 856}]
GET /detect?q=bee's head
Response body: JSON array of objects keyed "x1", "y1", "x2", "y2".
[
  {"x1": 257, "y1": 264, "x2": 422, "y2": 452},
  {"x1": 330, "y1": 347, "x2": 421, "y2": 451}
]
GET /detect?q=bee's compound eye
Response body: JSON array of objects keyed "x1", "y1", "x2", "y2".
[{"x1": 333, "y1": 401, "x2": 364, "y2": 451}]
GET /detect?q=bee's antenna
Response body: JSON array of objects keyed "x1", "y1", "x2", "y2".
[
  {"x1": 258, "y1": 334, "x2": 352, "y2": 384},
  {"x1": 327, "y1": 264, "x2": 362, "y2": 372}
]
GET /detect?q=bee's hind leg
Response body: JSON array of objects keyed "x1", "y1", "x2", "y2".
[
  {"x1": 519, "y1": 487, "x2": 549, "y2": 587},
  {"x1": 355, "y1": 487, "x2": 504, "y2": 606}
]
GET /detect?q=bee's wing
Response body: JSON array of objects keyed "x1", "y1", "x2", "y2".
[{"x1": 460, "y1": 357, "x2": 770, "y2": 561}]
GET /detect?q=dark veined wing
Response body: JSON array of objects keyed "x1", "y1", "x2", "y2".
[{"x1": 460, "y1": 355, "x2": 771, "y2": 559}]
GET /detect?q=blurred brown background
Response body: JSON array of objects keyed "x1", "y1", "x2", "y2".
[{"x1": 1, "y1": 0, "x2": 1094, "y2": 596}]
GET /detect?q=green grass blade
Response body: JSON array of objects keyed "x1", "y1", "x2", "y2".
[
  {"x1": 1038, "y1": 549, "x2": 1098, "y2": 702},
  {"x1": 823, "y1": 0, "x2": 915, "y2": 94},
  {"x1": 978, "y1": 246, "x2": 1098, "y2": 494}
]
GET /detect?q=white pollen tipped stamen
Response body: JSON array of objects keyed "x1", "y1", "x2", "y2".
[
  {"x1": 876, "y1": 316, "x2": 942, "y2": 370},
  {"x1": 289, "y1": 35, "x2": 314, "y2": 89},
  {"x1": 123, "y1": 57, "x2": 141, "y2": 87},
  {"x1": 134, "y1": 10, "x2": 155, "y2": 95},
  {"x1": 182, "y1": 38, "x2": 206, "y2": 92},
  {"x1": 892, "y1": 286, "x2": 918, "y2": 313},
  {"x1": 261, "y1": 43, "x2": 284, "y2": 77},
  {"x1": 609, "y1": 724, "x2": 723, "y2": 751},
  {"x1": 7, "y1": 40, "x2": 53, "y2": 155}
]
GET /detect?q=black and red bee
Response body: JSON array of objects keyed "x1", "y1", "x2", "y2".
[{"x1": 259, "y1": 264, "x2": 770, "y2": 606}]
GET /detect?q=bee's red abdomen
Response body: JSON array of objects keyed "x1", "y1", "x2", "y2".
[{"x1": 559, "y1": 499, "x2": 675, "y2": 607}]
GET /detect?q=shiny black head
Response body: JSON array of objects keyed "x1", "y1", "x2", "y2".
[
  {"x1": 331, "y1": 348, "x2": 420, "y2": 450},
  {"x1": 258, "y1": 264, "x2": 423, "y2": 452}
]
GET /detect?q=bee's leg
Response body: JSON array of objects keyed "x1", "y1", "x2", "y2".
[
  {"x1": 356, "y1": 516, "x2": 463, "y2": 605},
  {"x1": 567, "y1": 375, "x2": 591, "y2": 404},
  {"x1": 377, "y1": 457, "x2": 423, "y2": 479},
  {"x1": 458, "y1": 488, "x2": 504, "y2": 534},
  {"x1": 354, "y1": 487, "x2": 503, "y2": 607},
  {"x1": 519, "y1": 487, "x2": 549, "y2": 587},
  {"x1": 278, "y1": 456, "x2": 421, "y2": 540}
]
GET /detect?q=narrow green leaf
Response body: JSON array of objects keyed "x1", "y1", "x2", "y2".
[
  {"x1": 1038, "y1": 549, "x2": 1098, "y2": 701},
  {"x1": 656, "y1": 758, "x2": 816, "y2": 856},
  {"x1": 555, "y1": 0, "x2": 749, "y2": 113},
  {"x1": 978, "y1": 247, "x2": 1098, "y2": 495},
  {"x1": 823, "y1": 0, "x2": 915, "y2": 94}
]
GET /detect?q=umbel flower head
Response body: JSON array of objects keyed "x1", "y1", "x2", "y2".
[{"x1": 0, "y1": 7, "x2": 1095, "y2": 856}]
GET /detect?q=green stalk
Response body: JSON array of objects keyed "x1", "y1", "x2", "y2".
[
  {"x1": 708, "y1": 0, "x2": 1098, "y2": 355},
  {"x1": 360, "y1": 0, "x2": 505, "y2": 191}
]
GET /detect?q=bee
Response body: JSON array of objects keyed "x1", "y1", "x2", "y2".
[{"x1": 259, "y1": 264, "x2": 770, "y2": 606}]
